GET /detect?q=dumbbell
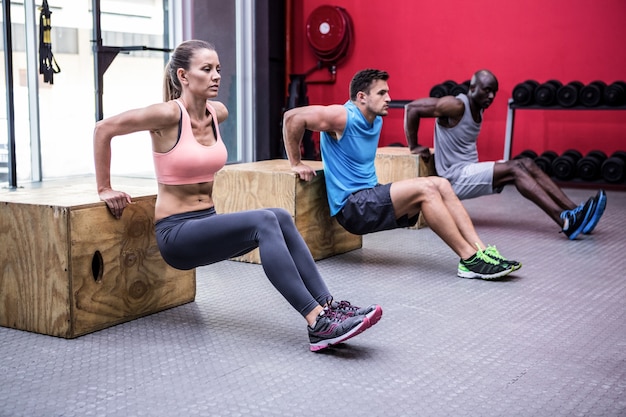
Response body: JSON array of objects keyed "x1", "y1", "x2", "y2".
[
  {"x1": 450, "y1": 80, "x2": 471, "y2": 96},
  {"x1": 603, "y1": 81, "x2": 626, "y2": 106},
  {"x1": 556, "y1": 81, "x2": 584, "y2": 107},
  {"x1": 534, "y1": 80, "x2": 563, "y2": 106},
  {"x1": 534, "y1": 150, "x2": 559, "y2": 176},
  {"x1": 512, "y1": 80, "x2": 540, "y2": 106},
  {"x1": 601, "y1": 150, "x2": 626, "y2": 183},
  {"x1": 580, "y1": 81, "x2": 607, "y2": 107},
  {"x1": 514, "y1": 149, "x2": 538, "y2": 160},
  {"x1": 577, "y1": 150, "x2": 608, "y2": 181},
  {"x1": 552, "y1": 149, "x2": 583, "y2": 180},
  {"x1": 429, "y1": 80, "x2": 458, "y2": 98}
]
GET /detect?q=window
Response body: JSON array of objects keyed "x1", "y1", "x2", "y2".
[
  {"x1": 0, "y1": 0, "x2": 171, "y2": 184},
  {"x1": 1, "y1": 0, "x2": 251, "y2": 186}
]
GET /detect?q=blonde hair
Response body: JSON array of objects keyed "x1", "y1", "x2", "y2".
[{"x1": 163, "y1": 39, "x2": 216, "y2": 101}]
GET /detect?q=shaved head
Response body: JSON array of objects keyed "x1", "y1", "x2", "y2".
[{"x1": 470, "y1": 69, "x2": 498, "y2": 90}]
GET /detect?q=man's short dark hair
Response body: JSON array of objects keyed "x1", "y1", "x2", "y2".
[{"x1": 350, "y1": 69, "x2": 389, "y2": 101}]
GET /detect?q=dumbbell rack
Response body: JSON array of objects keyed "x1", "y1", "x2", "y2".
[{"x1": 503, "y1": 98, "x2": 626, "y2": 161}]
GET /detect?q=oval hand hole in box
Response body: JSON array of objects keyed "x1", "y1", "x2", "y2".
[{"x1": 91, "y1": 251, "x2": 104, "y2": 282}]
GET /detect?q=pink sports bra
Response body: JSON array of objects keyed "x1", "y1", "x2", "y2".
[{"x1": 153, "y1": 100, "x2": 228, "y2": 185}]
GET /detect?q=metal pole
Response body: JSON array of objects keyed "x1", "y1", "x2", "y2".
[
  {"x1": 92, "y1": 0, "x2": 103, "y2": 121},
  {"x1": 24, "y1": 0, "x2": 42, "y2": 181},
  {"x1": 91, "y1": 0, "x2": 171, "y2": 120},
  {"x1": 503, "y1": 98, "x2": 515, "y2": 161},
  {"x1": 163, "y1": 0, "x2": 170, "y2": 67},
  {"x1": 2, "y1": 0, "x2": 17, "y2": 188}
]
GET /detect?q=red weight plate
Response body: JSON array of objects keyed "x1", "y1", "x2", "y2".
[{"x1": 306, "y1": 5, "x2": 347, "y2": 53}]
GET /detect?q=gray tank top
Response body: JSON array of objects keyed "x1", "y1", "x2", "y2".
[{"x1": 434, "y1": 94, "x2": 482, "y2": 181}]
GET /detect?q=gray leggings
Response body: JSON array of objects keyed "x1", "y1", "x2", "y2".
[{"x1": 155, "y1": 207, "x2": 331, "y2": 317}]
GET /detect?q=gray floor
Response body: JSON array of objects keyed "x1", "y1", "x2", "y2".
[{"x1": 1, "y1": 186, "x2": 625, "y2": 417}]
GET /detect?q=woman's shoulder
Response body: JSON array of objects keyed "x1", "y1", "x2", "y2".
[
  {"x1": 144, "y1": 100, "x2": 183, "y2": 120},
  {"x1": 207, "y1": 100, "x2": 228, "y2": 123}
]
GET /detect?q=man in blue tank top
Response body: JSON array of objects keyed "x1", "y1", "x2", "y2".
[
  {"x1": 282, "y1": 69, "x2": 519, "y2": 280},
  {"x1": 403, "y1": 69, "x2": 606, "y2": 240}
]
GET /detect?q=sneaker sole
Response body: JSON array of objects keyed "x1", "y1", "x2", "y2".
[
  {"x1": 365, "y1": 305, "x2": 383, "y2": 328},
  {"x1": 309, "y1": 316, "x2": 371, "y2": 352},
  {"x1": 457, "y1": 267, "x2": 515, "y2": 280},
  {"x1": 583, "y1": 191, "x2": 607, "y2": 234}
]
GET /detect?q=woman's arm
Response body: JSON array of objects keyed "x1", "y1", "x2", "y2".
[{"x1": 93, "y1": 101, "x2": 179, "y2": 218}]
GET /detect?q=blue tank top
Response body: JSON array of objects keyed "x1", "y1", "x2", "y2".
[{"x1": 320, "y1": 100, "x2": 381, "y2": 216}]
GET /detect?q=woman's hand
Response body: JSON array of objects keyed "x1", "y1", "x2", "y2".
[{"x1": 99, "y1": 189, "x2": 132, "y2": 219}]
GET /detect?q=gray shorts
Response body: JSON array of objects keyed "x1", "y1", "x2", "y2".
[
  {"x1": 334, "y1": 183, "x2": 419, "y2": 235},
  {"x1": 448, "y1": 161, "x2": 502, "y2": 200}
]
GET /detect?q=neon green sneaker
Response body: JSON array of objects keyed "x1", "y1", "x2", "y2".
[
  {"x1": 457, "y1": 248, "x2": 515, "y2": 280},
  {"x1": 484, "y1": 244, "x2": 522, "y2": 271}
]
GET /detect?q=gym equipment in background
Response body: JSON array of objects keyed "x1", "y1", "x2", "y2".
[
  {"x1": 552, "y1": 149, "x2": 583, "y2": 181},
  {"x1": 512, "y1": 80, "x2": 540, "y2": 106},
  {"x1": 601, "y1": 151, "x2": 626, "y2": 183},
  {"x1": 511, "y1": 79, "x2": 626, "y2": 108},
  {"x1": 429, "y1": 80, "x2": 459, "y2": 98},
  {"x1": 534, "y1": 80, "x2": 563, "y2": 106},
  {"x1": 580, "y1": 80, "x2": 607, "y2": 107},
  {"x1": 604, "y1": 81, "x2": 626, "y2": 106},
  {"x1": 576, "y1": 150, "x2": 607, "y2": 181},
  {"x1": 504, "y1": 79, "x2": 626, "y2": 162},
  {"x1": 450, "y1": 80, "x2": 471, "y2": 96},
  {"x1": 513, "y1": 149, "x2": 538, "y2": 160},
  {"x1": 556, "y1": 81, "x2": 584, "y2": 107},
  {"x1": 513, "y1": 149, "x2": 626, "y2": 184}
]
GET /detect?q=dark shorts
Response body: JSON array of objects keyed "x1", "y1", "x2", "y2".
[{"x1": 334, "y1": 183, "x2": 419, "y2": 235}]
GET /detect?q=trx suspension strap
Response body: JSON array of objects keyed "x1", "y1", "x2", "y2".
[{"x1": 39, "y1": 0, "x2": 60, "y2": 84}]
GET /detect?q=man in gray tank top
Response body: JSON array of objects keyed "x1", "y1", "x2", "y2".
[{"x1": 403, "y1": 69, "x2": 606, "y2": 240}]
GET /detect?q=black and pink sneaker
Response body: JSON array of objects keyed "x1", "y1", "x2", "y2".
[
  {"x1": 329, "y1": 300, "x2": 383, "y2": 328},
  {"x1": 308, "y1": 307, "x2": 370, "y2": 352}
]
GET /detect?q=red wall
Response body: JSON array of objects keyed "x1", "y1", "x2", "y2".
[{"x1": 289, "y1": 0, "x2": 626, "y2": 161}]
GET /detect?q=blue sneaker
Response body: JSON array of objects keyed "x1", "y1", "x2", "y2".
[
  {"x1": 560, "y1": 198, "x2": 594, "y2": 240},
  {"x1": 583, "y1": 190, "x2": 607, "y2": 234}
]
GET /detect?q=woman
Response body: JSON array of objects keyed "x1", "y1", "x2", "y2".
[{"x1": 93, "y1": 40, "x2": 381, "y2": 352}]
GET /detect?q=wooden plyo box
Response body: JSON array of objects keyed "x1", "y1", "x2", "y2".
[
  {"x1": 0, "y1": 177, "x2": 196, "y2": 338},
  {"x1": 374, "y1": 146, "x2": 437, "y2": 229},
  {"x1": 213, "y1": 159, "x2": 362, "y2": 264}
]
